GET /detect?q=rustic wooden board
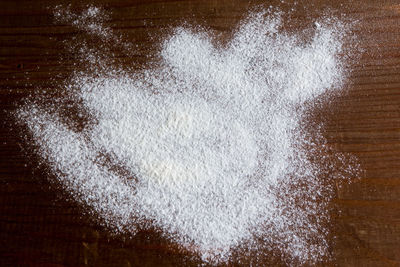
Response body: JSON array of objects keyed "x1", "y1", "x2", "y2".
[{"x1": 0, "y1": 0, "x2": 399, "y2": 266}]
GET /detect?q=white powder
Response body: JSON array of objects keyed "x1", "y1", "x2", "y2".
[{"x1": 17, "y1": 6, "x2": 359, "y2": 265}]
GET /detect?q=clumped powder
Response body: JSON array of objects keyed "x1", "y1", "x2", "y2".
[{"x1": 17, "y1": 6, "x2": 359, "y2": 265}]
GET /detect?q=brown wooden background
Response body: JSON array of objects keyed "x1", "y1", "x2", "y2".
[{"x1": 1, "y1": 0, "x2": 399, "y2": 266}]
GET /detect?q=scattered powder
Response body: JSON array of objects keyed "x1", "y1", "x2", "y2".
[
  {"x1": 53, "y1": 5, "x2": 111, "y2": 38},
  {"x1": 17, "y1": 6, "x2": 360, "y2": 265}
]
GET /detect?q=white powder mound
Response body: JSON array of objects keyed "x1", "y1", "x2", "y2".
[{"x1": 17, "y1": 6, "x2": 359, "y2": 265}]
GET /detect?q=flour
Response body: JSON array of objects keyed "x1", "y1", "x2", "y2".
[{"x1": 17, "y1": 6, "x2": 359, "y2": 265}]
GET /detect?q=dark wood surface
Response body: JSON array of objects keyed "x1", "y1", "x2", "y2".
[{"x1": 1, "y1": 0, "x2": 399, "y2": 266}]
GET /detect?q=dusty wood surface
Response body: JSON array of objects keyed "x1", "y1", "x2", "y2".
[{"x1": 1, "y1": 0, "x2": 399, "y2": 266}]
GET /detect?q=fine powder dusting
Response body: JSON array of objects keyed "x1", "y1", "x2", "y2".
[{"x1": 17, "y1": 6, "x2": 360, "y2": 265}]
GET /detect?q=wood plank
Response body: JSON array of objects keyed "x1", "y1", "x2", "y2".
[{"x1": 1, "y1": 0, "x2": 399, "y2": 266}]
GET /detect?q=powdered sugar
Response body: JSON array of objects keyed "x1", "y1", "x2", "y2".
[{"x1": 17, "y1": 6, "x2": 359, "y2": 265}]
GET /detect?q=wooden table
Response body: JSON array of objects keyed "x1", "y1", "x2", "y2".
[{"x1": 1, "y1": 0, "x2": 399, "y2": 266}]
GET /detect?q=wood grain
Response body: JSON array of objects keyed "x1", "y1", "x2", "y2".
[{"x1": 1, "y1": 0, "x2": 399, "y2": 266}]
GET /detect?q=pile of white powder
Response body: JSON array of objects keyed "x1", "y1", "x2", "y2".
[{"x1": 17, "y1": 6, "x2": 359, "y2": 265}]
